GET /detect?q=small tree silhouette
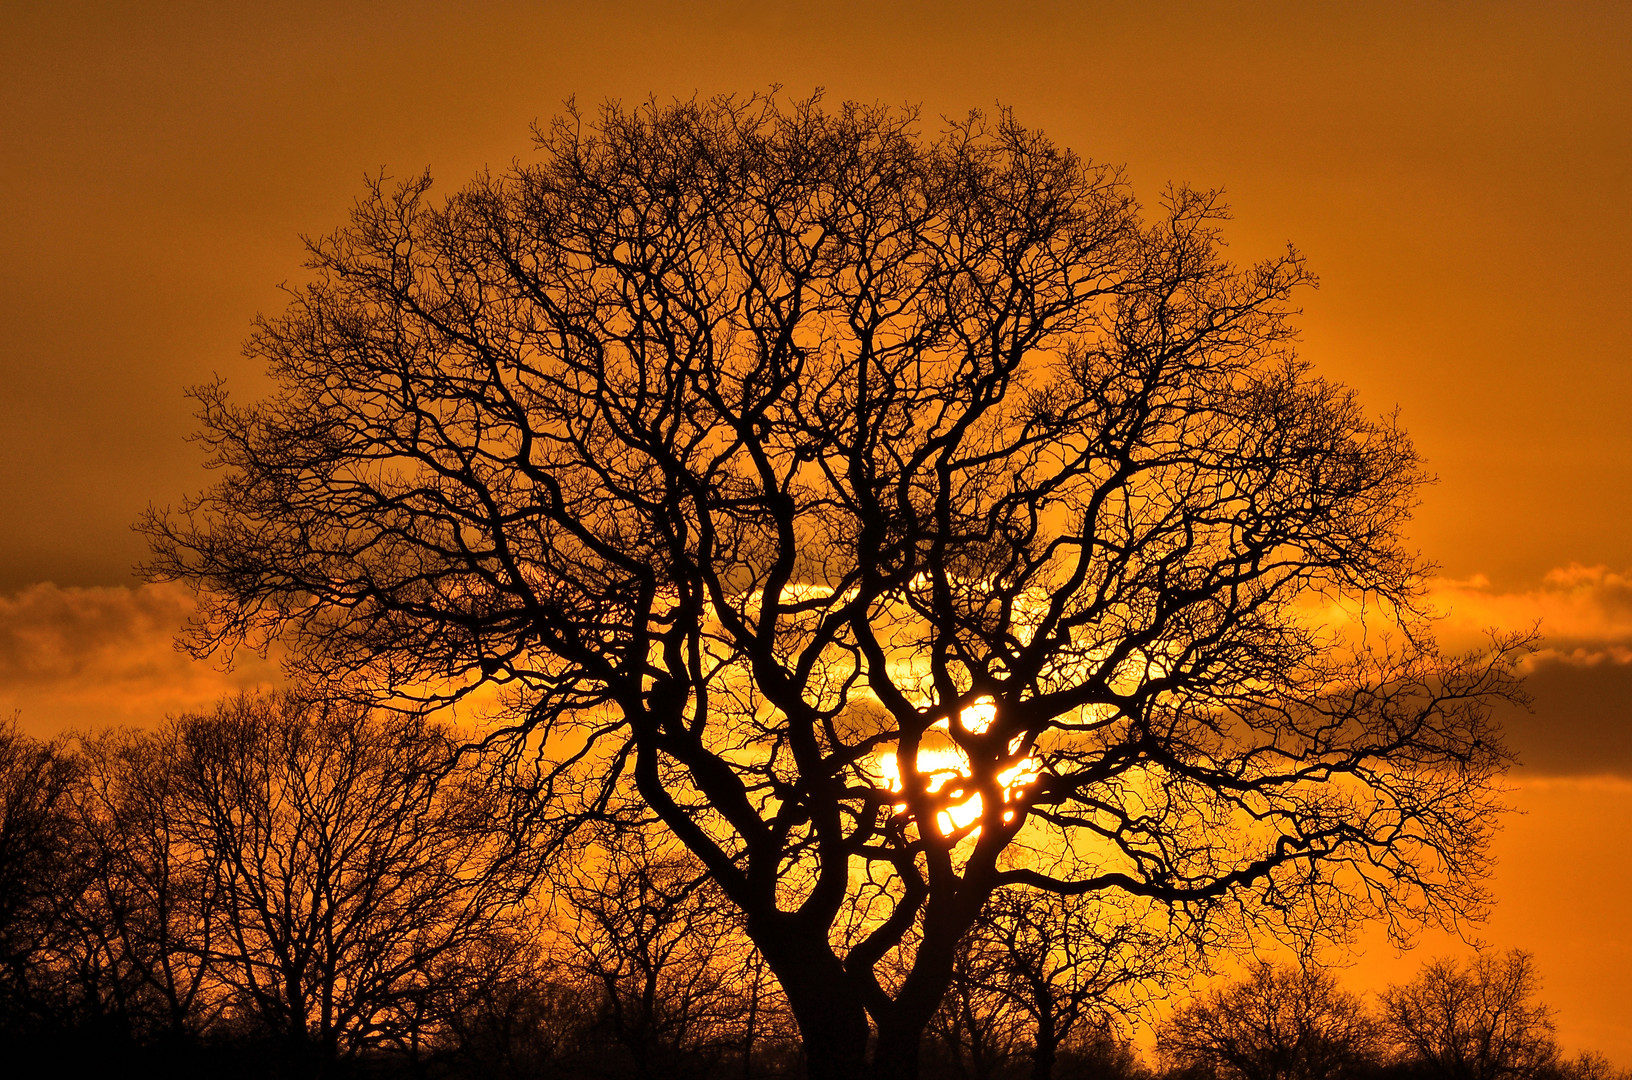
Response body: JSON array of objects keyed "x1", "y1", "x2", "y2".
[
  {"x1": 1157, "y1": 963, "x2": 1382, "y2": 1080},
  {"x1": 155, "y1": 693, "x2": 543, "y2": 1071},
  {"x1": 0, "y1": 721, "x2": 84, "y2": 1042},
  {"x1": 1381, "y1": 950, "x2": 1559, "y2": 1080},
  {"x1": 975, "y1": 889, "x2": 1167, "y2": 1080},
  {"x1": 72, "y1": 727, "x2": 224, "y2": 1043},
  {"x1": 552, "y1": 820, "x2": 759, "y2": 1079}
]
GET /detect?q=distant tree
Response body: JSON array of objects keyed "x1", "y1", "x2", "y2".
[
  {"x1": 157, "y1": 693, "x2": 543, "y2": 1073},
  {"x1": 0, "y1": 720, "x2": 84, "y2": 1039},
  {"x1": 928, "y1": 888, "x2": 1166, "y2": 1080},
  {"x1": 1381, "y1": 950, "x2": 1559, "y2": 1080},
  {"x1": 146, "y1": 92, "x2": 1529, "y2": 1080},
  {"x1": 553, "y1": 819, "x2": 780, "y2": 1080},
  {"x1": 974, "y1": 889, "x2": 1168, "y2": 1080},
  {"x1": 70, "y1": 727, "x2": 223, "y2": 1044},
  {"x1": 1551, "y1": 1052, "x2": 1632, "y2": 1080},
  {"x1": 1157, "y1": 963, "x2": 1383, "y2": 1080},
  {"x1": 925, "y1": 927, "x2": 1028, "y2": 1080},
  {"x1": 435, "y1": 926, "x2": 596, "y2": 1079},
  {"x1": 1052, "y1": 1023, "x2": 1149, "y2": 1080}
]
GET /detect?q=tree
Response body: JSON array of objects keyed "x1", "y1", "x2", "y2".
[
  {"x1": 70, "y1": 727, "x2": 223, "y2": 1046},
  {"x1": 1552, "y1": 1052, "x2": 1632, "y2": 1080},
  {"x1": 552, "y1": 820, "x2": 761, "y2": 1079},
  {"x1": 156, "y1": 692, "x2": 543, "y2": 1072},
  {"x1": 440, "y1": 938, "x2": 596, "y2": 1080},
  {"x1": 1381, "y1": 949, "x2": 1559, "y2": 1080},
  {"x1": 1157, "y1": 962, "x2": 1383, "y2": 1080},
  {"x1": 928, "y1": 888, "x2": 1168, "y2": 1080},
  {"x1": 0, "y1": 720, "x2": 85, "y2": 1041},
  {"x1": 925, "y1": 927, "x2": 1028, "y2": 1080},
  {"x1": 145, "y1": 93, "x2": 1528, "y2": 1080},
  {"x1": 973, "y1": 889, "x2": 1169, "y2": 1080}
]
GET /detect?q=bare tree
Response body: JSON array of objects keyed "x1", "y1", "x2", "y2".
[
  {"x1": 1156, "y1": 962, "x2": 1383, "y2": 1080},
  {"x1": 441, "y1": 935, "x2": 595, "y2": 1080},
  {"x1": 0, "y1": 720, "x2": 84, "y2": 1039},
  {"x1": 552, "y1": 819, "x2": 777, "y2": 1080},
  {"x1": 1552, "y1": 1052, "x2": 1632, "y2": 1080},
  {"x1": 925, "y1": 927, "x2": 1028, "y2": 1080},
  {"x1": 157, "y1": 692, "x2": 542, "y2": 1072},
  {"x1": 145, "y1": 93, "x2": 1528, "y2": 1080},
  {"x1": 973, "y1": 889, "x2": 1169, "y2": 1080},
  {"x1": 1381, "y1": 950, "x2": 1559, "y2": 1080},
  {"x1": 70, "y1": 727, "x2": 223, "y2": 1044},
  {"x1": 926, "y1": 887, "x2": 1166, "y2": 1080}
]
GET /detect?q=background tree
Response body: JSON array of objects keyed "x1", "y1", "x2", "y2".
[
  {"x1": 70, "y1": 727, "x2": 223, "y2": 1047},
  {"x1": 1551, "y1": 1052, "x2": 1632, "y2": 1080},
  {"x1": 158, "y1": 692, "x2": 543, "y2": 1073},
  {"x1": 145, "y1": 93, "x2": 1528, "y2": 1080},
  {"x1": 552, "y1": 819, "x2": 765, "y2": 1079},
  {"x1": 974, "y1": 889, "x2": 1169, "y2": 1080},
  {"x1": 0, "y1": 720, "x2": 85, "y2": 1044},
  {"x1": 1156, "y1": 963, "x2": 1384, "y2": 1080},
  {"x1": 440, "y1": 934, "x2": 595, "y2": 1080},
  {"x1": 1381, "y1": 949, "x2": 1559, "y2": 1080},
  {"x1": 925, "y1": 927, "x2": 1028, "y2": 1080},
  {"x1": 927, "y1": 888, "x2": 1167, "y2": 1080}
]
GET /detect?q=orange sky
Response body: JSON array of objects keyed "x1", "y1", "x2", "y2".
[{"x1": 2, "y1": 1, "x2": 1628, "y2": 1062}]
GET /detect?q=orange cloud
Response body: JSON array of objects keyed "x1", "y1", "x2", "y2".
[
  {"x1": 1429, "y1": 564, "x2": 1632, "y2": 665},
  {"x1": 0, "y1": 581, "x2": 280, "y2": 738},
  {"x1": 1419, "y1": 566, "x2": 1632, "y2": 778}
]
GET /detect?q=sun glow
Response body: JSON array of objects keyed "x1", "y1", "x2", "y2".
[{"x1": 871, "y1": 699, "x2": 1040, "y2": 835}]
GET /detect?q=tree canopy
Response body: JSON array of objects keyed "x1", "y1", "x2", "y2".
[{"x1": 145, "y1": 93, "x2": 1527, "y2": 1080}]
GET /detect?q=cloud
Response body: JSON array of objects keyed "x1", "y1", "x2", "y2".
[
  {"x1": 3, "y1": 569, "x2": 1628, "y2": 776},
  {"x1": 1430, "y1": 564, "x2": 1632, "y2": 661},
  {"x1": 1423, "y1": 566, "x2": 1632, "y2": 778},
  {"x1": 1491, "y1": 658, "x2": 1632, "y2": 778},
  {"x1": 0, "y1": 581, "x2": 280, "y2": 737}
]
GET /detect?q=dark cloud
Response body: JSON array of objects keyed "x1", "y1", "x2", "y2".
[{"x1": 1496, "y1": 655, "x2": 1632, "y2": 778}]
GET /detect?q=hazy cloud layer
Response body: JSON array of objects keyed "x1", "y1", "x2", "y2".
[
  {"x1": 3, "y1": 570, "x2": 1628, "y2": 774},
  {"x1": 1431, "y1": 564, "x2": 1632, "y2": 661},
  {"x1": 1420, "y1": 566, "x2": 1632, "y2": 776},
  {"x1": 0, "y1": 581, "x2": 278, "y2": 737}
]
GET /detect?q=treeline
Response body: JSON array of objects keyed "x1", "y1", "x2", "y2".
[
  {"x1": 1153, "y1": 957, "x2": 1626, "y2": 1080},
  {"x1": 0, "y1": 696, "x2": 1623, "y2": 1080}
]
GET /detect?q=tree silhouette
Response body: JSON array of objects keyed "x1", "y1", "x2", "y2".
[
  {"x1": 145, "y1": 93, "x2": 1528, "y2": 1080},
  {"x1": 551, "y1": 820, "x2": 768, "y2": 1079},
  {"x1": 1157, "y1": 963, "x2": 1382, "y2": 1080},
  {"x1": 154, "y1": 693, "x2": 542, "y2": 1072},
  {"x1": 0, "y1": 721, "x2": 84, "y2": 1042},
  {"x1": 71, "y1": 727, "x2": 224, "y2": 1044},
  {"x1": 927, "y1": 888, "x2": 1167, "y2": 1080},
  {"x1": 974, "y1": 889, "x2": 1168, "y2": 1080},
  {"x1": 1381, "y1": 950, "x2": 1559, "y2": 1080}
]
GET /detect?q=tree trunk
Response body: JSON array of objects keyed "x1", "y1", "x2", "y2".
[
  {"x1": 787, "y1": 988, "x2": 871, "y2": 1080},
  {"x1": 755, "y1": 929, "x2": 872, "y2": 1080},
  {"x1": 742, "y1": 953, "x2": 762, "y2": 1080},
  {"x1": 1030, "y1": 1019, "x2": 1058, "y2": 1080},
  {"x1": 874, "y1": 1016, "x2": 925, "y2": 1080},
  {"x1": 1030, "y1": 985, "x2": 1058, "y2": 1080}
]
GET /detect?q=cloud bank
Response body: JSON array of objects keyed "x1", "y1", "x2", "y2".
[
  {"x1": 1429, "y1": 566, "x2": 1632, "y2": 777},
  {"x1": 2, "y1": 569, "x2": 1628, "y2": 775},
  {"x1": 0, "y1": 581, "x2": 279, "y2": 737}
]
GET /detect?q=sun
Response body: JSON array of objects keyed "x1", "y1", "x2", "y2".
[{"x1": 871, "y1": 698, "x2": 1040, "y2": 835}]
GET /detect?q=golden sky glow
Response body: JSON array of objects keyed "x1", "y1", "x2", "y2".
[{"x1": 1, "y1": 1, "x2": 1628, "y2": 1063}]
